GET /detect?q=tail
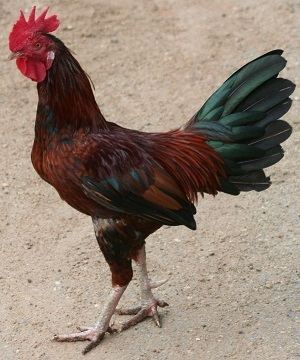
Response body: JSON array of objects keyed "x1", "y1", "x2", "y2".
[{"x1": 185, "y1": 50, "x2": 294, "y2": 195}]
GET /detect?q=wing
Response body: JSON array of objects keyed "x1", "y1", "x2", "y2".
[{"x1": 77, "y1": 134, "x2": 197, "y2": 230}]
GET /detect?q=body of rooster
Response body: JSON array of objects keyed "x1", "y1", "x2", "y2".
[{"x1": 9, "y1": 7, "x2": 294, "y2": 354}]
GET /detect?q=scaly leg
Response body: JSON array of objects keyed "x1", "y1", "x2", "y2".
[
  {"x1": 53, "y1": 285, "x2": 126, "y2": 354},
  {"x1": 116, "y1": 245, "x2": 168, "y2": 330}
]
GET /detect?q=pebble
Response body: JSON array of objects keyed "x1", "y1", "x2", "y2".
[
  {"x1": 62, "y1": 25, "x2": 73, "y2": 31},
  {"x1": 25, "y1": 242, "x2": 33, "y2": 249}
]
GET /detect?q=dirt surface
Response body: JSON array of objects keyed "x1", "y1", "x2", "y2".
[{"x1": 1, "y1": 1, "x2": 300, "y2": 359}]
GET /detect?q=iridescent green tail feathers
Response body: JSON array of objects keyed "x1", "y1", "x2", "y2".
[{"x1": 186, "y1": 50, "x2": 294, "y2": 195}]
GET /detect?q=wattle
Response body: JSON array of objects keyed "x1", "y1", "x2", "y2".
[{"x1": 16, "y1": 57, "x2": 47, "y2": 83}]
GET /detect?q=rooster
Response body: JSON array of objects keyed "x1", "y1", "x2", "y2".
[{"x1": 9, "y1": 7, "x2": 294, "y2": 354}]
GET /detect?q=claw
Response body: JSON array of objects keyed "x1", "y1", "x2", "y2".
[
  {"x1": 76, "y1": 326, "x2": 93, "y2": 332},
  {"x1": 152, "y1": 311, "x2": 161, "y2": 327},
  {"x1": 157, "y1": 299, "x2": 169, "y2": 308}
]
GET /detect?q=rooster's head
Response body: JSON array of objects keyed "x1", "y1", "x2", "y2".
[{"x1": 9, "y1": 6, "x2": 59, "y2": 82}]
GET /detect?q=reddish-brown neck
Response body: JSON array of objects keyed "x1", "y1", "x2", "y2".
[{"x1": 36, "y1": 35, "x2": 107, "y2": 139}]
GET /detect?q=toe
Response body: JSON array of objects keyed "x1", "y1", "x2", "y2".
[
  {"x1": 53, "y1": 327, "x2": 106, "y2": 345},
  {"x1": 53, "y1": 330, "x2": 91, "y2": 342},
  {"x1": 82, "y1": 333, "x2": 105, "y2": 355},
  {"x1": 119, "y1": 299, "x2": 167, "y2": 331},
  {"x1": 115, "y1": 306, "x2": 142, "y2": 315}
]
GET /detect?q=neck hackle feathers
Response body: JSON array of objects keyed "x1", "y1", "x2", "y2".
[{"x1": 9, "y1": 6, "x2": 59, "y2": 52}]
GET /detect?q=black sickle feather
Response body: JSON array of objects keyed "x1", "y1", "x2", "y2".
[
  {"x1": 236, "y1": 78, "x2": 295, "y2": 113},
  {"x1": 248, "y1": 120, "x2": 292, "y2": 150},
  {"x1": 228, "y1": 170, "x2": 271, "y2": 192},
  {"x1": 237, "y1": 146, "x2": 284, "y2": 172},
  {"x1": 256, "y1": 99, "x2": 292, "y2": 128}
]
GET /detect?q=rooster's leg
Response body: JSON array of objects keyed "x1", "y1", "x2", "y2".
[
  {"x1": 53, "y1": 217, "x2": 136, "y2": 354},
  {"x1": 53, "y1": 285, "x2": 126, "y2": 354},
  {"x1": 117, "y1": 245, "x2": 168, "y2": 330}
]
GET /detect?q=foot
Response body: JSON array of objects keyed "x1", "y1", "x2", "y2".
[
  {"x1": 53, "y1": 285, "x2": 126, "y2": 354},
  {"x1": 116, "y1": 297, "x2": 169, "y2": 331},
  {"x1": 53, "y1": 326, "x2": 113, "y2": 354},
  {"x1": 115, "y1": 245, "x2": 170, "y2": 332}
]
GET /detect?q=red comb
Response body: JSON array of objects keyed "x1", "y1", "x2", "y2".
[{"x1": 9, "y1": 6, "x2": 59, "y2": 52}]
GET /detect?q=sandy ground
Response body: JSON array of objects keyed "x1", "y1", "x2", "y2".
[{"x1": 1, "y1": 0, "x2": 300, "y2": 359}]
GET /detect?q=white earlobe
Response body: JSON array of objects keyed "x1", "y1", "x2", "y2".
[
  {"x1": 47, "y1": 51, "x2": 55, "y2": 61},
  {"x1": 46, "y1": 51, "x2": 55, "y2": 69}
]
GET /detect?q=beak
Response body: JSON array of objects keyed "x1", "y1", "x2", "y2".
[{"x1": 8, "y1": 51, "x2": 22, "y2": 60}]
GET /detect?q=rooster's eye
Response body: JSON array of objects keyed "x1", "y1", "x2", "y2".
[{"x1": 34, "y1": 42, "x2": 42, "y2": 49}]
